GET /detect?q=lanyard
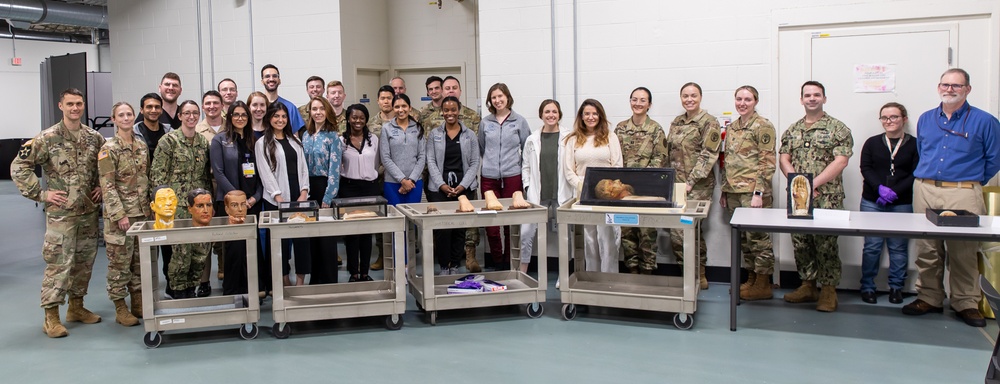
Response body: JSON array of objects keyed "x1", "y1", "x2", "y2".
[
  {"x1": 935, "y1": 105, "x2": 971, "y2": 138},
  {"x1": 883, "y1": 134, "x2": 905, "y2": 176}
]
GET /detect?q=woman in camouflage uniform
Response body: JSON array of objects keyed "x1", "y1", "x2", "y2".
[
  {"x1": 666, "y1": 82, "x2": 721, "y2": 289},
  {"x1": 99, "y1": 101, "x2": 150, "y2": 326},
  {"x1": 719, "y1": 86, "x2": 776, "y2": 300}
]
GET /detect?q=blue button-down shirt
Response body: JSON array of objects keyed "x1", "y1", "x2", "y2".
[
  {"x1": 301, "y1": 130, "x2": 343, "y2": 205},
  {"x1": 914, "y1": 102, "x2": 1000, "y2": 185}
]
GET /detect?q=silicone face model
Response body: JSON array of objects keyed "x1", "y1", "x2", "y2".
[
  {"x1": 150, "y1": 187, "x2": 178, "y2": 229},
  {"x1": 595, "y1": 179, "x2": 635, "y2": 200},
  {"x1": 188, "y1": 192, "x2": 214, "y2": 227},
  {"x1": 225, "y1": 190, "x2": 248, "y2": 224}
]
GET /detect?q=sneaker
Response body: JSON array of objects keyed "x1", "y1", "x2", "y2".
[
  {"x1": 902, "y1": 299, "x2": 943, "y2": 316},
  {"x1": 449, "y1": 267, "x2": 461, "y2": 275},
  {"x1": 555, "y1": 279, "x2": 561, "y2": 289},
  {"x1": 954, "y1": 307, "x2": 986, "y2": 327},
  {"x1": 438, "y1": 268, "x2": 451, "y2": 276}
]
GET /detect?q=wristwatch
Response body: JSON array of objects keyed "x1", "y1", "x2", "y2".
[{"x1": 753, "y1": 191, "x2": 763, "y2": 197}]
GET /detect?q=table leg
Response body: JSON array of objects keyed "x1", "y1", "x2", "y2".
[{"x1": 731, "y1": 227, "x2": 741, "y2": 331}]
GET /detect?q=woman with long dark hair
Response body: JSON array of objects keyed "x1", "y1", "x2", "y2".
[
  {"x1": 341, "y1": 104, "x2": 381, "y2": 282},
  {"x1": 255, "y1": 102, "x2": 311, "y2": 286},
  {"x1": 211, "y1": 101, "x2": 264, "y2": 296},
  {"x1": 379, "y1": 93, "x2": 425, "y2": 205}
]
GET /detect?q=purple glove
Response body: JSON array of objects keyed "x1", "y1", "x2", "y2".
[{"x1": 877, "y1": 185, "x2": 897, "y2": 205}]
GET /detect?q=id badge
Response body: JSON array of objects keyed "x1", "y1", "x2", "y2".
[{"x1": 242, "y1": 162, "x2": 256, "y2": 178}]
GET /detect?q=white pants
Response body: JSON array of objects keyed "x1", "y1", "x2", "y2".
[
  {"x1": 519, "y1": 199, "x2": 557, "y2": 264},
  {"x1": 584, "y1": 224, "x2": 619, "y2": 273}
]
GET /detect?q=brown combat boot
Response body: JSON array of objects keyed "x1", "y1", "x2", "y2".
[
  {"x1": 783, "y1": 280, "x2": 819, "y2": 303},
  {"x1": 640, "y1": 268, "x2": 653, "y2": 275},
  {"x1": 629, "y1": 266, "x2": 639, "y2": 274},
  {"x1": 130, "y1": 292, "x2": 143, "y2": 319},
  {"x1": 699, "y1": 266, "x2": 709, "y2": 290},
  {"x1": 740, "y1": 270, "x2": 757, "y2": 294},
  {"x1": 816, "y1": 285, "x2": 838, "y2": 312},
  {"x1": 370, "y1": 254, "x2": 384, "y2": 271},
  {"x1": 741, "y1": 273, "x2": 773, "y2": 301},
  {"x1": 65, "y1": 297, "x2": 102, "y2": 324},
  {"x1": 465, "y1": 245, "x2": 482, "y2": 273},
  {"x1": 43, "y1": 306, "x2": 68, "y2": 338},
  {"x1": 113, "y1": 299, "x2": 139, "y2": 326}
]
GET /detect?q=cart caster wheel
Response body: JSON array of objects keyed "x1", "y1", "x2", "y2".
[
  {"x1": 272, "y1": 323, "x2": 291, "y2": 339},
  {"x1": 526, "y1": 302, "x2": 544, "y2": 318},
  {"x1": 427, "y1": 311, "x2": 437, "y2": 326},
  {"x1": 385, "y1": 314, "x2": 403, "y2": 330},
  {"x1": 561, "y1": 304, "x2": 577, "y2": 321},
  {"x1": 239, "y1": 323, "x2": 259, "y2": 340},
  {"x1": 143, "y1": 331, "x2": 162, "y2": 349},
  {"x1": 673, "y1": 313, "x2": 694, "y2": 330}
]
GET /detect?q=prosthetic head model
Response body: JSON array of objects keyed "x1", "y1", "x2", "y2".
[
  {"x1": 595, "y1": 179, "x2": 635, "y2": 200},
  {"x1": 150, "y1": 185, "x2": 178, "y2": 229},
  {"x1": 224, "y1": 190, "x2": 248, "y2": 224},
  {"x1": 187, "y1": 188, "x2": 214, "y2": 227}
]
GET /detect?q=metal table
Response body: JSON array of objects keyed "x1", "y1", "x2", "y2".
[
  {"x1": 556, "y1": 199, "x2": 711, "y2": 329},
  {"x1": 259, "y1": 206, "x2": 406, "y2": 338},
  {"x1": 729, "y1": 207, "x2": 1000, "y2": 331},
  {"x1": 129, "y1": 215, "x2": 259, "y2": 348},
  {"x1": 396, "y1": 199, "x2": 548, "y2": 325}
]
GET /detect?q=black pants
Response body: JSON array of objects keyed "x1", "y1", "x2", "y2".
[
  {"x1": 222, "y1": 240, "x2": 248, "y2": 295},
  {"x1": 262, "y1": 200, "x2": 312, "y2": 277},
  {"x1": 340, "y1": 177, "x2": 381, "y2": 276},
  {"x1": 160, "y1": 245, "x2": 172, "y2": 288},
  {"x1": 426, "y1": 187, "x2": 476, "y2": 270},
  {"x1": 308, "y1": 176, "x2": 339, "y2": 284}
]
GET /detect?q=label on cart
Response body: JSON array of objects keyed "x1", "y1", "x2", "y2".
[
  {"x1": 155, "y1": 236, "x2": 167, "y2": 242},
  {"x1": 679, "y1": 216, "x2": 694, "y2": 225},
  {"x1": 141, "y1": 237, "x2": 155, "y2": 243},
  {"x1": 173, "y1": 318, "x2": 185, "y2": 324},
  {"x1": 159, "y1": 319, "x2": 172, "y2": 325},
  {"x1": 605, "y1": 213, "x2": 639, "y2": 225},
  {"x1": 477, "y1": 210, "x2": 497, "y2": 214}
]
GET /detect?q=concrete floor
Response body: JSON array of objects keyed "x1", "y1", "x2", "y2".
[{"x1": 0, "y1": 180, "x2": 993, "y2": 383}]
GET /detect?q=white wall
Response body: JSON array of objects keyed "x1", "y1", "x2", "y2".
[
  {"x1": 339, "y1": 0, "x2": 389, "y2": 103},
  {"x1": 108, "y1": 0, "x2": 343, "y2": 112},
  {"x1": 0, "y1": 39, "x2": 99, "y2": 139},
  {"x1": 479, "y1": 0, "x2": 1000, "y2": 288},
  {"x1": 387, "y1": 0, "x2": 481, "y2": 111}
]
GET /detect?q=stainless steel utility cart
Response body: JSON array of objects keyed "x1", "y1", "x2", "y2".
[
  {"x1": 259, "y1": 206, "x2": 406, "y2": 338},
  {"x1": 129, "y1": 216, "x2": 260, "y2": 348},
  {"x1": 396, "y1": 198, "x2": 548, "y2": 325},
  {"x1": 556, "y1": 199, "x2": 710, "y2": 329}
]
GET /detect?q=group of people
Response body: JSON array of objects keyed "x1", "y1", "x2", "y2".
[{"x1": 10, "y1": 65, "x2": 999, "y2": 339}]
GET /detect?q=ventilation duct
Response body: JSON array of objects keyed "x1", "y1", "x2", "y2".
[{"x1": 0, "y1": 0, "x2": 108, "y2": 29}]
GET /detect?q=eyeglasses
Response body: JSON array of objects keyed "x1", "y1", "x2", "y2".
[
  {"x1": 938, "y1": 83, "x2": 967, "y2": 90},
  {"x1": 630, "y1": 98, "x2": 649, "y2": 104},
  {"x1": 181, "y1": 111, "x2": 200, "y2": 117},
  {"x1": 231, "y1": 113, "x2": 248, "y2": 119},
  {"x1": 878, "y1": 115, "x2": 902, "y2": 123}
]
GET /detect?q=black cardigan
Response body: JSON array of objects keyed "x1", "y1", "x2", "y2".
[{"x1": 860, "y1": 133, "x2": 918, "y2": 205}]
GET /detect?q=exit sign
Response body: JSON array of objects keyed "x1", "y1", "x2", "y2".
[{"x1": 11, "y1": 57, "x2": 21, "y2": 66}]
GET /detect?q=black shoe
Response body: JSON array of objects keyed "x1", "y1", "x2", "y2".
[
  {"x1": 954, "y1": 307, "x2": 987, "y2": 327},
  {"x1": 196, "y1": 282, "x2": 212, "y2": 297},
  {"x1": 349, "y1": 275, "x2": 359, "y2": 282},
  {"x1": 888, "y1": 288, "x2": 903, "y2": 304},
  {"x1": 166, "y1": 289, "x2": 178, "y2": 300},
  {"x1": 861, "y1": 291, "x2": 877, "y2": 304},
  {"x1": 184, "y1": 287, "x2": 196, "y2": 299},
  {"x1": 362, "y1": 275, "x2": 374, "y2": 282}
]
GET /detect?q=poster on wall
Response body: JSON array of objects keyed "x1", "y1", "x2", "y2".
[{"x1": 853, "y1": 64, "x2": 896, "y2": 93}]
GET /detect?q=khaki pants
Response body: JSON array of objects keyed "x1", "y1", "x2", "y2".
[{"x1": 913, "y1": 180, "x2": 985, "y2": 311}]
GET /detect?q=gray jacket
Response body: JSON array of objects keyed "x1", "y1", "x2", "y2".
[
  {"x1": 478, "y1": 110, "x2": 530, "y2": 179},
  {"x1": 426, "y1": 123, "x2": 480, "y2": 191},
  {"x1": 379, "y1": 118, "x2": 426, "y2": 184},
  {"x1": 210, "y1": 133, "x2": 263, "y2": 203}
]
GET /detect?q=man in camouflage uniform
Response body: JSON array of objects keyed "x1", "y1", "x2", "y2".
[
  {"x1": 99, "y1": 106, "x2": 151, "y2": 325},
  {"x1": 298, "y1": 75, "x2": 325, "y2": 127},
  {"x1": 11, "y1": 88, "x2": 105, "y2": 338},
  {"x1": 422, "y1": 76, "x2": 484, "y2": 271},
  {"x1": 720, "y1": 86, "x2": 777, "y2": 301},
  {"x1": 417, "y1": 76, "x2": 445, "y2": 130},
  {"x1": 150, "y1": 112, "x2": 211, "y2": 298},
  {"x1": 326, "y1": 80, "x2": 348, "y2": 132},
  {"x1": 615, "y1": 87, "x2": 667, "y2": 274},
  {"x1": 778, "y1": 81, "x2": 853, "y2": 312},
  {"x1": 666, "y1": 103, "x2": 722, "y2": 289}
]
